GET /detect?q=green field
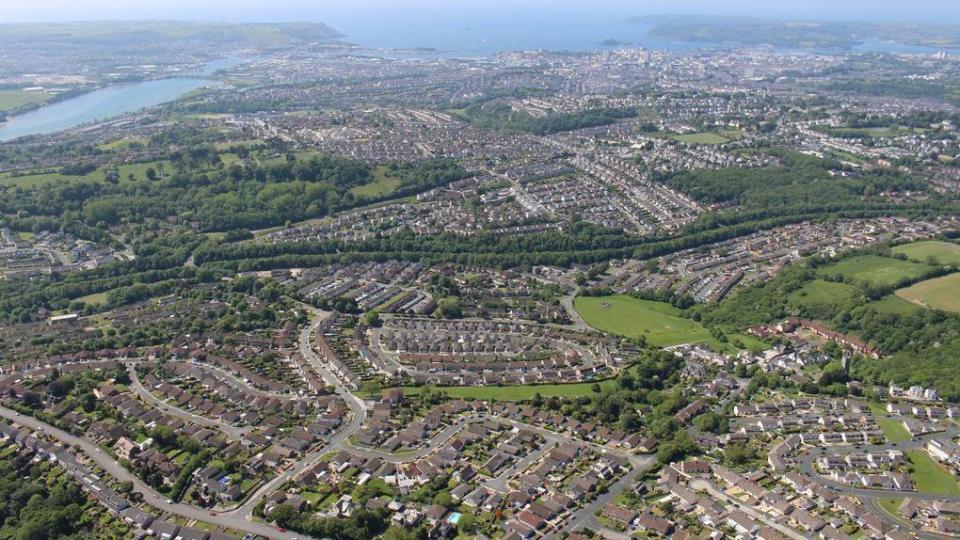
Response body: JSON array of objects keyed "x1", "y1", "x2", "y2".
[
  {"x1": 869, "y1": 404, "x2": 912, "y2": 443},
  {"x1": 670, "y1": 132, "x2": 730, "y2": 144},
  {"x1": 0, "y1": 89, "x2": 52, "y2": 112},
  {"x1": 895, "y1": 273, "x2": 960, "y2": 314},
  {"x1": 893, "y1": 240, "x2": 960, "y2": 265},
  {"x1": 726, "y1": 333, "x2": 769, "y2": 352},
  {"x1": 906, "y1": 450, "x2": 960, "y2": 496},
  {"x1": 73, "y1": 292, "x2": 109, "y2": 306},
  {"x1": 788, "y1": 280, "x2": 859, "y2": 308},
  {"x1": 349, "y1": 166, "x2": 401, "y2": 198},
  {"x1": 96, "y1": 138, "x2": 147, "y2": 151},
  {"x1": 870, "y1": 294, "x2": 921, "y2": 315},
  {"x1": 574, "y1": 295, "x2": 712, "y2": 346},
  {"x1": 0, "y1": 159, "x2": 174, "y2": 188},
  {"x1": 817, "y1": 255, "x2": 935, "y2": 287},
  {"x1": 390, "y1": 380, "x2": 616, "y2": 401}
]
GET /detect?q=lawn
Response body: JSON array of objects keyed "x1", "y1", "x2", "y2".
[
  {"x1": 817, "y1": 255, "x2": 935, "y2": 287},
  {"x1": 868, "y1": 404, "x2": 911, "y2": 443},
  {"x1": 906, "y1": 450, "x2": 960, "y2": 496},
  {"x1": 391, "y1": 379, "x2": 617, "y2": 401},
  {"x1": 670, "y1": 132, "x2": 730, "y2": 144},
  {"x1": 788, "y1": 280, "x2": 859, "y2": 308},
  {"x1": 350, "y1": 165, "x2": 401, "y2": 198},
  {"x1": 895, "y1": 273, "x2": 960, "y2": 314},
  {"x1": 0, "y1": 89, "x2": 52, "y2": 112},
  {"x1": 574, "y1": 294, "x2": 712, "y2": 346},
  {"x1": 893, "y1": 240, "x2": 960, "y2": 266}
]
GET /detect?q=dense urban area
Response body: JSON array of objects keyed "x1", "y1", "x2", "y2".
[{"x1": 2, "y1": 14, "x2": 960, "y2": 540}]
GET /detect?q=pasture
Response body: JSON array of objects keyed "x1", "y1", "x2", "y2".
[
  {"x1": 893, "y1": 240, "x2": 960, "y2": 265},
  {"x1": 816, "y1": 255, "x2": 935, "y2": 287},
  {"x1": 895, "y1": 273, "x2": 960, "y2": 314}
]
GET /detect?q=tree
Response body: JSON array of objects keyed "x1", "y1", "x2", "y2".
[
  {"x1": 362, "y1": 311, "x2": 382, "y2": 327},
  {"x1": 145, "y1": 167, "x2": 158, "y2": 181},
  {"x1": 693, "y1": 411, "x2": 729, "y2": 434},
  {"x1": 269, "y1": 503, "x2": 297, "y2": 527}
]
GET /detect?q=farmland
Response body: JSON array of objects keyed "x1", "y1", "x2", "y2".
[
  {"x1": 893, "y1": 240, "x2": 960, "y2": 265},
  {"x1": 895, "y1": 272, "x2": 960, "y2": 313}
]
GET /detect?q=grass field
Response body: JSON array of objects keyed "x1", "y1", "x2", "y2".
[
  {"x1": 895, "y1": 273, "x2": 960, "y2": 314},
  {"x1": 96, "y1": 138, "x2": 147, "y2": 151},
  {"x1": 350, "y1": 166, "x2": 401, "y2": 198},
  {"x1": 788, "y1": 280, "x2": 859, "y2": 308},
  {"x1": 870, "y1": 294, "x2": 921, "y2": 315},
  {"x1": 906, "y1": 450, "x2": 960, "y2": 496},
  {"x1": 670, "y1": 132, "x2": 730, "y2": 144},
  {"x1": 893, "y1": 240, "x2": 960, "y2": 265},
  {"x1": 73, "y1": 292, "x2": 109, "y2": 306},
  {"x1": 726, "y1": 333, "x2": 769, "y2": 352},
  {"x1": 869, "y1": 404, "x2": 912, "y2": 443},
  {"x1": 0, "y1": 89, "x2": 52, "y2": 112},
  {"x1": 0, "y1": 159, "x2": 174, "y2": 188},
  {"x1": 574, "y1": 294, "x2": 712, "y2": 346},
  {"x1": 817, "y1": 255, "x2": 935, "y2": 287}
]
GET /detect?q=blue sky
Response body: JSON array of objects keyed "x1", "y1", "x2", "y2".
[{"x1": 2, "y1": 0, "x2": 958, "y2": 24}]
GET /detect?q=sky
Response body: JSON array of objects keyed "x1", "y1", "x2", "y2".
[{"x1": 1, "y1": 0, "x2": 958, "y2": 25}]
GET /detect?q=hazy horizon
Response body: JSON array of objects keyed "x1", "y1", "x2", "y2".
[{"x1": 2, "y1": 0, "x2": 959, "y2": 26}]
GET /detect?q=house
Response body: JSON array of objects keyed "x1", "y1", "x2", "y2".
[
  {"x1": 636, "y1": 513, "x2": 674, "y2": 536},
  {"x1": 148, "y1": 521, "x2": 180, "y2": 540},
  {"x1": 114, "y1": 437, "x2": 140, "y2": 461},
  {"x1": 603, "y1": 504, "x2": 638, "y2": 525}
]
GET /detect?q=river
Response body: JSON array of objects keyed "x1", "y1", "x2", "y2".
[{"x1": 0, "y1": 58, "x2": 240, "y2": 142}]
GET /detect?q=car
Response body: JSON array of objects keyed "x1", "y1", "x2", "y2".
[
  {"x1": 209, "y1": 512, "x2": 217, "y2": 516},
  {"x1": 166, "y1": 499, "x2": 174, "y2": 504},
  {"x1": 278, "y1": 528, "x2": 286, "y2": 532}
]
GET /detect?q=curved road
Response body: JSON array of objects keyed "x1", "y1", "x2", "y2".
[
  {"x1": 0, "y1": 406, "x2": 298, "y2": 540},
  {"x1": 127, "y1": 363, "x2": 251, "y2": 440},
  {"x1": 0, "y1": 310, "x2": 656, "y2": 540}
]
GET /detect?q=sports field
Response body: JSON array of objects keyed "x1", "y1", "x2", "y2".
[
  {"x1": 893, "y1": 240, "x2": 960, "y2": 265},
  {"x1": 817, "y1": 255, "x2": 935, "y2": 287},
  {"x1": 670, "y1": 132, "x2": 730, "y2": 144},
  {"x1": 895, "y1": 273, "x2": 960, "y2": 314},
  {"x1": 574, "y1": 294, "x2": 711, "y2": 346}
]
